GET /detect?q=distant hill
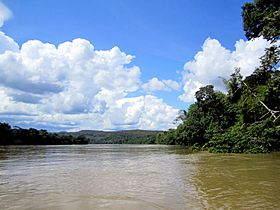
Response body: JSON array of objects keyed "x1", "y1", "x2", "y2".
[{"x1": 59, "y1": 130, "x2": 160, "y2": 144}]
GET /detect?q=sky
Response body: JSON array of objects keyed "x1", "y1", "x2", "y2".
[{"x1": 0, "y1": 0, "x2": 271, "y2": 131}]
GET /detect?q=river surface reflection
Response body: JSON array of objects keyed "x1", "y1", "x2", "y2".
[{"x1": 0, "y1": 145, "x2": 279, "y2": 209}]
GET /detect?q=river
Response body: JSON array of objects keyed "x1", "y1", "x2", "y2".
[{"x1": 0, "y1": 145, "x2": 279, "y2": 210}]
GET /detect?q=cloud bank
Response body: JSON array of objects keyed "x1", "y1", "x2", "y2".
[
  {"x1": 179, "y1": 37, "x2": 271, "y2": 102},
  {"x1": 0, "y1": 32, "x2": 179, "y2": 131},
  {"x1": 0, "y1": 0, "x2": 271, "y2": 131},
  {"x1": 0, "y1": 32, "x2": 271, "y2": 130}
]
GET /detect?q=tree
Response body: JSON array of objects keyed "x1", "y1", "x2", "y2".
[
  {"x1": 0, "y1": 123, "x2": 12, "y2": 144},
  {"x1": 195, "y1": 85, "x2": 215, "y2": 104},
  {"x1": 242, "y1": 0, "x2": 280, "y2": 41},
  {"x1": 224, "y1": 68, "x2": 243, "y2": 101},
  {"x1": 242, "y1": 0, "x2": 280, "y2": 123}
]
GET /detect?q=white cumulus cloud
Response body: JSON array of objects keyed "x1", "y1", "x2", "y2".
[
  {"x1": 0, "y1": 31, "x2": 19, "y2": 53},
  {"x1": 142, "y1": 77, "x2": 180, "y2": 92},
  {"x1": 108, "y1": 95, "x2": 179, "y2": 130},
  {"x1": 0, "y1": 32, "x2": 179, "y2": 130},
  {"x1": 179, "y1": 37, "x2": 271, "y2": 102}
]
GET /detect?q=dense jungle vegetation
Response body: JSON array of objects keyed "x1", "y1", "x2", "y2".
[{"x1": 156, "y1": 0, "x2": 280, "y2": 153}]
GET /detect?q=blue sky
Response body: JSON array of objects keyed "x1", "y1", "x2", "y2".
[{"x1": 0, "y1": 0, "x2": 270, "y2": 131}]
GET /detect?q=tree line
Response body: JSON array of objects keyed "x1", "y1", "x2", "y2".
[
  {"x1": 63, "y1": 130, "x2": 158, "y2": 144},
  {"x1": 0, "y1": 123, "x2": 158, "y2": 145},
  {"x1": 155, "y1": 0, "x2": 280, "y2": 153},
  {"x1": 0, "y1": 123, "x2": 89, "y2": 145}
]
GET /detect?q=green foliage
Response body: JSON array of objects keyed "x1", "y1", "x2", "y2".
[
  {"x1": 224, "y1": 68, "x2": 243, "y2": 102},
  {"x1": 157, "y1": 66, "x2": 280, "y2": 153},
  {"x1": 208, "y1": 120, "x2": 279, "y2": 153},
  {"x1": 265, "y1": 73, "x2": 280, "y2": 111},
  {"x1": 242, "y1": 0, "x2": 280, "y2": 41}
]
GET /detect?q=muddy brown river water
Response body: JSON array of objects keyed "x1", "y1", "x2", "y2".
[{"x1": 0, "y1": 145, "x2": 279, "y2": 209}]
